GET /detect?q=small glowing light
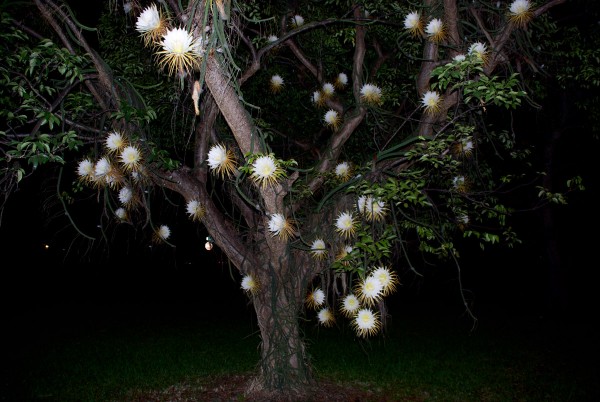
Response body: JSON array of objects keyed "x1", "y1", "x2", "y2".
[
  {"x1": 44, "y1": 244, "x2": 49, "y2": 250},
  {"x1": 205, "y1": 236, "x2": 214, "y2": 251}
]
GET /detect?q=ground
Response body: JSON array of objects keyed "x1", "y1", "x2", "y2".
[{"x1": 124, "y1": 373, "x2": 398, "y2": 401}]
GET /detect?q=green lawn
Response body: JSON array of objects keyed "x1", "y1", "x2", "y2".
[{"x1": 3, "y1": 300, "x2": 598, "y2": 401}]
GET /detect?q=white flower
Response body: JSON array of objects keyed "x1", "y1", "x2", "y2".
[
  {"x1": 156, "y1": 225, "x2": 171, "y2": 241},
  {"x1": 453, "y1": 175, "x2": 468, "y2": 192},
  {"x1": 120, "y1": 145, "x2": 142, "y2": 171},
  {"x1": 359, "y1": 196, "x2": 386, "y2": 221},
  {"x1": 509, "y1": 0, "x2": 533, "y2": 27},
  {"x1": 306, "y1": 288, "x2": 325, "y2": 309},
  {"x1": 136, "y1": 4, "x2": 164, "y2": 46},
  {"x1": 250, "y1": 155, "x2": 283, "y2": 188},
  {"x1": 453, "y1": 54, "x2": 466, "y2": 62},
  {"x1": 158, "y1": 27, "x2": 202, "y2": 76},
  {"x1": 310, "y1": 238, "x2": 328, "y2": 260},
  {"x1": 356, "y1": 276, "x2": 384, "y2": 305},
  {"x1": 360, "y1": 83, "x2": 383, "y2": 105},
  {"x1": 105, "y1": 131, "x2": 126, "y2": 153},
  {"x1": 335, "y1": 211, "x2": 356, "y2": 239},
  {"x1": 353, "y1": 308, "x2": 381, "y2": 337},
  {"x1": 324, "y1": 109, "x2": 341, "y2": 130},
  {"x1": 207, "y1": 143, "x2": 237, "y2": 178},
  {"x1": 425, "y1": 18, "x2": 445, "y2": 42},
  {"x1": 421, "y1": 90, "x2": 442, "y2": 115},
  {"x1": 77, "y1": 159, "x2": 94, "y2": 182},
  {"x1": 340, "y1": 294, "x2": 360, "y2": 317},
  {"x1": 290, "y1": 15, "x2": 304, "y2": 28},
  {"x1": 118, "y1": 186, "x2": 133, "y2": 206},
  {"x1": 403, "y1": 11, "x2": 422, "y2": 37},
  {"x1": 322, "y1": 83, "x2": 335, "y2": 97},
  {"x1": 270, "y1": 75, "x2": 284, "y2": 93},
  {"x1": 468, "y1": 42, "x2": 488, "y2": 62},
  {"x1": 311, "y1": 90, "x2": 323, "y2": 106},
  {"x1": 241, "y1": 274, "x2": 259, "y2": 293},
  {"x1": 186, "y1": 200, "x2": 205, "y2": 221},
  {"x1": 267, "y1": 34, "x2": 278, "y2": 43},
  {"x1": 370, "y1": 266, "x2": 399, "y2": 296},
  {"x1": 334, "y1": 162, "x2": 351, "y2": 180},
  {"x1": 317, "y1": 307, "x2": 335, "y2": 327},
  {"x1": 115, "y1": 207, "x2": 127, "y2": 220},
  {"x1": 94, "y1": 157, "x2": 111, "y2": 177},
  {"x1": 334, "y1": 72, "x2": 348, "y2": 89},
  {"x1": 267, "y1": 213, "x2": 295, "y2": 240}
]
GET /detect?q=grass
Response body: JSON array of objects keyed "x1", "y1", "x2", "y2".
[{"x1": 3, "y1": 300, "x2": 598, "y2": 402}]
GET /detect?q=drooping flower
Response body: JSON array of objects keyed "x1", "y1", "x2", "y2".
[
  {"x1": 340, "y1": 293, "x2": 360, "y2": 318},
  {"x1": 421, "y1": 90, "x2": 442, "y2": 115},
  {"x1": 317, "y1": 307, "x2": 335, "y2": 327},
  {"x1": 120, "y1": 145, "x2": 142, "y2": 171},
  {"x1": 322, "y1": 83, "x2": 335, "y2": 98},
  {"x1": 186, "y1": 199, "x2": 205, "y2": 222},
  {"x1": 269, "y1": 75, "x2": 284, "y2": 93},
  {"x1": 508, "y1": 0, "x2": 533, "y2": 27},
  {"x1": 77, "y1": 158, "x2": 95, "y2": 183},
  {"x1": 118, "y1": 186, "x2": 134, "y2": 206},
  {"x1": 453, "y1": 137, "x2": 475, "y2": 158},
  {"x1": 267, "y1": 213, "x2": 295, "y2": 241},
  {"x1": 290, "y1": 14, "x2": 305, "y2": 28},
  {"x1": 310, "y1": 238, "x2": 328, "y2": 260},
  {"x1": 334, "y1": 162, "x2": 351, "y2": 181},
  {"x1": 356, "y1": 275, "x2": 384, "y2": 306},
  {"x1": 306, "y1": 288, "x2": 325, "y2": 309},
  {"x1": 192, "y1": 80, "x2": 202, "y2": 115},
  {"x1": 115, "y1": 207, "x2": 128, "y2": 221},
  {"x1": 425, "y1": 18, "x2": 446, "y2": 43},
  {"x1": 207, "y1": 143, "x2": 237, "y2": 179},
  {"x1": 403, "y1": 11, "x2": 423, "y2": 37},
  {"x1": 352, "y1": 308, "x2": 381, "y2": 337},
  {"x1": 157, "y1": 27, "x2": 202, "y2": 76},
  {"x1": 370, "y1": 266, "x2": 399, "y2": 297},
  {"x1": 334, "y1": 72, "x2": 348, "y2": 90},
  {"x1": 250, "y1": 154, "x2": 285, "y2": 188},
  {"x1": 241, "y1": 274, "x2": 259, "y2": 294},
  {"x1": 324, "y1": 109, "x2": 341, "y2": 130},
  {"x1": 335, "y1": 211, "x2": 356, "y2": 239},
  {"x1": 135, "y1": 4, "x2": 165, "y2": 47},
  {"x1": 360, "y1": 83, "x2": 383, "y2": 106},
  {"x1": 153, "y1": 224, "x2": 171, "y2": 243},
  {"x1": 105, "y1": 131, "x2": 127, "y2": 153},
  {"x1": 468, "y1": 42, "x2": 488, "y2": 63}
]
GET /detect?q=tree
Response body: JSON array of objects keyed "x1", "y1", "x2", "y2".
[{"x1": 0, "y1": 0, "x2": 578, "y2": 399}]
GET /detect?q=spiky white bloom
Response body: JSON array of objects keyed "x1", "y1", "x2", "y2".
[
  {"x1": 115, "y1": 207, "x2": 127, "y2": 220},
  {"x1": 360, "y1": 83, "x2": 383, "y2": 105},
  {"x1": 290, "y1": 15, "x2": 305, "y2": 28},
  {"x1": 118, "y1": 186, "x2": 133, "y2": 205},
  {"x1": 310, "y1": 238, "x2": 328, "y2": 260},
  {"x1": 453, "y1": 137, "x2": 475, "y2": 158},
  {"x1": 359, "y1": 196, "x2": 386, "y2": 221},
  {"x1": 334, "y1": 162, "x2": 351, "y2": 180},
  {"x1": 306, "y1": 288, "x2": 325, "y2": 309},
  {"x1": 156, "y1": 225, "x2": 171, "y2": 241},
  {"x1": 370, "y1": 266, "x2": 399, "y2": 297},
  {"x1": 311, "y1": 90, "x2": 323, "y2": 106},
  {"x1": 425, "y1": 18, "x2": 445, "y2": 42},
  {"x1": 94, "y1": 157, "x2": 111, "y2": 177},
  {"x1": 120, "y1": 145, "x2": 142, "y2": 171},
  {"x1": 317, "y1": 307, "x2": 335, "y2": 327},
  {"x1": 334, "y1": 72, "x2": 348, "y2": 89},
  {"x1": 509, "y1": 0, "x2": 533, "y2": 26},
  {"x1": 105, "y1": 131, "x2": 126, "y2": 153},
  {"x1": 403, "y1": 11, "x2": 422, "y2": 37},
  {"x1": 357, "y1": 275, "x2": 384, "y2": 305},
  {"x1": 353, "y1": 308, "x2": 381, "y2": 337},
  {"x1": 186, "y1": 200, "x2": 205, "y2": 221},
  {"x1": 340, "y1": 294, "x2": 360, "y2": 317},
  {"x1": 322, "y1": 83, "x2": 335, "y2": 97},
  {"x1": 158, "y1": 27, "x2": 202, "y2": 76},
  {"x1": 250, "y1": 155, "x2": 283, "y2": 188},
  {"x1": 77, "y1": 159, "x2": 95, "y2": 182},
  {"x1": 335, "y1": 211, "x2": 356, "y2": 239},
  {"x1": 207, "y1": 143, "x2": 237, "y2": 178},
  {"x1": 135, "y1": 4, "x2": 164, "y2": 46},
  {"x1": 453, "y1": 54, "x2": 466, "y2": 62},
  {"x1": 267, "y1": 34, "x2": 278, "y2": 43},
  {"x1": 421, "y1": 90, "x2": 442, "y2": 115},
  {"x1": 324, "y1": 109, "x2": 341, "y2": 130},
  {"x1": 267, "y1": 213, "x2": 295, "y2": 240},
  {"x1": 241, "y1": 274, "x2": 259, "y2": 293},
  {"x1": 468, "y1": 42, "x2": 488, "y2": 62},
  {"x1": 269, "y1": 75, "x2": 284, "y2": 93}
]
